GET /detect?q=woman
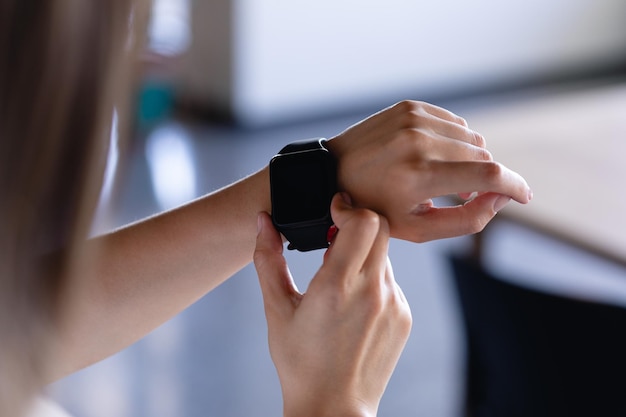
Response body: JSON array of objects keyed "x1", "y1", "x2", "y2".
[{"x1": 0, "y1": 1, "x2": 531, "y2": 416}]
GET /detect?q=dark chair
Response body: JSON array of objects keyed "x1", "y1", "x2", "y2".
[{"x1": 450, "y1": 255, "x2": 626, "y2": 417}]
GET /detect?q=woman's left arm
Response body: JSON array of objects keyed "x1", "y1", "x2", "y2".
[
  {"x1": 52, "y1": 167, "x2": 272, "y2": 379},
  {"x1": 50, "y1": 100, "x2": 531, "y2": 380}
]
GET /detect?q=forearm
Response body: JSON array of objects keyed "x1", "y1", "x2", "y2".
[{"x1": 52, "y1": 167, "x2": 270, "y2": 379}]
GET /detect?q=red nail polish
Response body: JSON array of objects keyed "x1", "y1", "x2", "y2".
[{"x1": 327, "y1": 225, "x2": 338, "y2": 243}]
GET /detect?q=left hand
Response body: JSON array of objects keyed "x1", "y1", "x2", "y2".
[{"x1": 326, "y1": 100, "x2": 532, "y2": 243}]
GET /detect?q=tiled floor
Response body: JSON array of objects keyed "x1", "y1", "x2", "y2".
[{"x1": 47, "y1": 94, "x2": 626, "y2": 417}]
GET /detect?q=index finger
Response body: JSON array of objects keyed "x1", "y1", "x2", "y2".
[
  {"x1": 318, "y1": 194, "x2": 381, "y2": 286},
  {"x1": 360, "y1": 214, "x2": 391, "y2": 280},
  {"x1": 426, "y1": 160, "x2": 532, "y2": 204}
]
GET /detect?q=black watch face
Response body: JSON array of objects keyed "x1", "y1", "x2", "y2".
[{"x1": 270, "y1": 150, "x2": 336, "y2": 226}]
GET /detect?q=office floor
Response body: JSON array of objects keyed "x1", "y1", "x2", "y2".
[{"x1": 47, "y1": 95, "x2": 626, "y2": 417}]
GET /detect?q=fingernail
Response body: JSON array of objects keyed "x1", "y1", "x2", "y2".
[
  {"x1": 326, "y1": 224, "x2": 338, "y2": 243},
  {"x1": 528, "y1": 189, "x2": 534, "y2": 201},
  {"x1": 340, "y1": 192, "x2": 352, "y2": 206},
  {"x1": 493, "y1": 196, "x2": 511, "y2": 213}
]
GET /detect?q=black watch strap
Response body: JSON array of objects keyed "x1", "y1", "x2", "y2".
[
  {"x1": 272, "y1": 138, "x2": 336, "y2": 252},
  {"x1": 280, "y1": 223, "x2": 333, "y2": 252},
  {"x1": 278, "y1": 137, "x2": 328, "y2": 154}
]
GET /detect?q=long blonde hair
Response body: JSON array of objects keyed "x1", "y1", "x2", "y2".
[{"x1": 0, "y1": 1, "x2": 145, "y2": 415}]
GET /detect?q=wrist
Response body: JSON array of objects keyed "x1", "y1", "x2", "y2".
[
  {"x1": 284, "y1": 406, "x2": 374, "y2": 417},
  {"x1": 283, "y1": 395, "x2": 376, "y2": 417}
]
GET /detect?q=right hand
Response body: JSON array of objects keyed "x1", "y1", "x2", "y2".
[{"x1": 254, "y1": 193, "x2": 412, "y2": 417}]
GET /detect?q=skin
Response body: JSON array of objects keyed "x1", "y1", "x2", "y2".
[
  {"x1": 254, "y1": 194, "x2": 412, "y2": 417},
  {"x1": 326, "y1": 100, "x2": 531, "y2": 242},
  {"x1": 51, "y1": 101, "x2": 531, "y2": 410}
]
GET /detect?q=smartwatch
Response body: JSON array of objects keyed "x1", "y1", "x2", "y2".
[{"x1": 269, "y1": 138, "x2": 337, "y2": 251}]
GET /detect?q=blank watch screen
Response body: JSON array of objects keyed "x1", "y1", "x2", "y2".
[{"x1": 271, "y1": 151, "x2": 334, "y2": 225}]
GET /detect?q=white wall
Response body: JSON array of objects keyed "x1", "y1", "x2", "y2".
[{"x1": 178, "y1": 0, "x2": 626, "y2": 126}]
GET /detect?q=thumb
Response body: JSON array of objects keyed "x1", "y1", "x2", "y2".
[
  {"x1": 397, "y1": 192, "x2": 511, "y2": 242},
  {"x1": 253, "y1": 212, "x2": 301, "y2": 319},
  {"x1": 468, "y1": 192, "x2": 511, "y2": 217}
]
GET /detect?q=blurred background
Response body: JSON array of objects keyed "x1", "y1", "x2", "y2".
[{"x1": 48, "y1": 0, "x2": 626, "y2": 416}]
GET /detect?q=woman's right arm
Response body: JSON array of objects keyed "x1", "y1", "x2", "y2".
[{"x1": 254, "y1": 193, "x2": 412, "y2": 417}]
